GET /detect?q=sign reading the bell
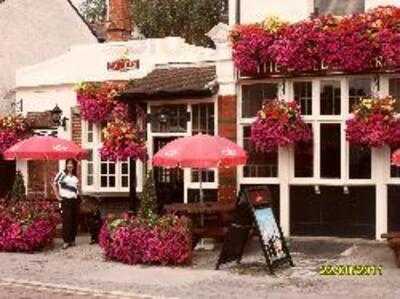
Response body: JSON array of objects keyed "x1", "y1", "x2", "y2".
[{"x1": 107, "y1": 58, "x2": 140, "y2": 72}]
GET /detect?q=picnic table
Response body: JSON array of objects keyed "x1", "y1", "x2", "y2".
[{"x1": 164, "y1": 202, "x2": 235, "y2": 247}]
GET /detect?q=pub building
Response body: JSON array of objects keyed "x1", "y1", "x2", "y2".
[{"x1": 14, "y1": 0, "x2": 400, "y2": 240}]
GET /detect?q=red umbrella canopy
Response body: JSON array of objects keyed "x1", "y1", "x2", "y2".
[
  {"x1": 152, "y1": 134, "x2": 247, "y2": 168},
  {"x1": 392, "y1": 149, "x2": 400, "y2": 167},
  {"x1": 3, "y1": 136, "x2": 88, "y2": 160}
]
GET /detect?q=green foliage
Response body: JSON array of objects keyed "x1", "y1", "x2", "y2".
[
  {"x1": 79, "y1": 0, "x2": 227, "y2": 46},
  {"x1": 138, "y1": 170, "x2": 158, "y2": 220},
  {"x1": 10, "y1": 171, "x2": 26, "y2": 202},
  {"x1": 79, "y1": 0, "x2": 107, "y2": 24}
]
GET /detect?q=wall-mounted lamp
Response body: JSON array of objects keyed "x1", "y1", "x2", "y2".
[
  {"x1": 51, "y1": 105, "x2": 69, "y2": 131},
  {"x1": 314, "y1": 185, "x2": 321, "y2": 195},
  {"x1": 343, "y1": 186, "x2": 350, "y2": 195},
  {"x1": 12, "y1": 99, "x2": 23, "y2": 113}
]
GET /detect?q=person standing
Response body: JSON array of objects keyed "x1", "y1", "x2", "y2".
[{"x1": 52, "y1": 159, "x2": 79, "y2": 249}]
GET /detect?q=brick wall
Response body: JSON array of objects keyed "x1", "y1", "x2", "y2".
[
  {"x1": 218, "y1": 95, "x2": 237, "y2": 203},
  {"x1": 106, "y1": 0, "x2": 132, "y2": 41},
  {"x1": 27, "y1": 160, "x2": 58, "y2": 200},
  {"x1": 71, "y1": 107, "x2": 82, "y2": 189}
]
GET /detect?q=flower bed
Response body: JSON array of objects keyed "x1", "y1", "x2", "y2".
[
  {"x1": 232, "y1": 6, "x2": 400, "y2": 75},
  {"x1": 0, "y1": 115, "x2": 28, "y2": 154},
  {"x1": 346, "y1": 97, "x2": 400, "y2": 148},
  {"x1": 99, "y1": 213, "x2": 192, "y2": 265},
  {"x1": 0, "y1": 200, "x2": 60, "y2": 252},
  {"x1": 251, "y1": 100, "x2": 312, "y2": 152}
]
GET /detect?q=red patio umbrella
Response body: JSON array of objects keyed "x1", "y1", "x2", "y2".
[
  {"x1": 153, "y1": 134, "x2": 247, "y2": 204},
  {"x1": 4, "y1": 136, "x2": 88, "y2": 197},
  {"x1": 392, "y1": 149, "x2": 400, "y2": 167}
]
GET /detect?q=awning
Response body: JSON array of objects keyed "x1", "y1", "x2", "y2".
[{"x1": 121, "y1": 65, "x2": 218, "y2": 100}]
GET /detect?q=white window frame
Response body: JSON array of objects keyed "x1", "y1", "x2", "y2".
[
  {"x1": 146, "y1": 98, "x2": 219, "y2": 204},
  {"x1": 237, "y1": 76, "x2": 390, "y2": 240},
  {"x1": 81, "y1": 120, "x2": 143, "y2": 194}
]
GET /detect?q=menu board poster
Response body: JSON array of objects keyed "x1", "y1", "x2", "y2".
[{"x1": 254, "y1": 207, "x2": 286, "y2": 262}]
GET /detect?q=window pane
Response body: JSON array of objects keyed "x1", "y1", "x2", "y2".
[
  {"x1": 243, "y1": 126, "x2": 278, "y2": 177},
  {"x1": 101, "y1": 176, "x2": 107, "y2": 187},
  {"x1": 150, "y1": 105, "x2": 187, "y2": 133},
  {"x1": 315, "y1": 0, "x2": 365, "y2": 16},
  {"x1": 321, "y1": 80, "x2": 341, "y2": 115},
  {"x1": 109, "y1": 176, "x2": 116, "y2": 187},
  {"x1": 87, "y1": 176, "x2": 93, "y2": 186},
  {"x1": 109, "y1": 163, "x2": 115, "y2": 175},
  {"x1": 349, "y1": 146, "x2": 371, "y2": 179},
  {"x1": 121, "y1": 162, "x2": 128, "y2": 175},
  {"x1": 192, "y1": 169, "x2": 215, "y2": 183},
  {"x1": 389, "y1": 78, "x2": 400, "y2": 113},
  {"x1": 294, "y1": 124, "x2": 313, "y2": 177},
  {"x1": 294, "y1": 81, "x2": 312, "y2": 115},
  {"x1": 192, "y1": 103, "x2": 214, "y2": 135},
  {"x1": 349, "y1": 78, "x2": 371, "y2": 113},
  {"x1": 101, "y1": 163, "x2": 107, "y2": 174},
  {"x1": 122, "y1": 176, "x2": 129, "y2": 188},
  {"x1": 320, "y1": 123, "x2": 341, "y2": 178},
  {"x1": 242, "y1": 83, "x2": 278, "y2": 118},
  {"x1": 87, "y1": 122, "x2": 93, "y2": 143}
]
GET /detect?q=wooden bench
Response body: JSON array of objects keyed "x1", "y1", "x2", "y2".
[{"x1": 381, "y1": 232, "x2": 400, "y2": 267}]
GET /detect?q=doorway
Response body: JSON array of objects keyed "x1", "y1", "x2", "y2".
[{"x1": 153, "y1": 137, "x2": 184, "y2": 210}]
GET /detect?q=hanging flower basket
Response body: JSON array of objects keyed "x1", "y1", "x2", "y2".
[
  {"x1": 251, "y1": 100, "x2": 312, "y2": 153},
  {"x1": 346, "y1": 97, "x2": 400, "y2": 148},
  {"x1": 100, "y1": 118, "x2": 147, "y2": 161},
  {"x1": 0, "y1": 200, "x2": 60, "y2": 252},
  {"x1": 76, "y1": 82, "x2": 126, "y2": 123},
  {"x1": 231, "y1": 6, "x2": 400, "y2": 75},
  {"x1": 0, "y1": 115, "x2": 29, "y2": 154},
  {"x1": 99, "y1": 213, "x2": 192, "y2": 265}
]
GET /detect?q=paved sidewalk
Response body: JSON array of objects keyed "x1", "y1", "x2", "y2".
[{"x1": 0, "y1": 236, "x2": 399, "y2": 298}]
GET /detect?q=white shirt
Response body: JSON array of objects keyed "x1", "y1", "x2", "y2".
[{"x1": 54, "y1": 171, "x2": 79, "y2": 199}]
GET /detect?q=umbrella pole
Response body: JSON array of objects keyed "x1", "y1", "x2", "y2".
[
  {"x1": 199, "y1": 168, "x2": 204, "y2": 227},
  {"x1": 44, "y1": 160, "x2": 48, "y2": 199}
]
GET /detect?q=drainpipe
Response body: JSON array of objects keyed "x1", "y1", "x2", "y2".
[{"x1": 235, "y1": 0, "x2": 241, "y2": 24}]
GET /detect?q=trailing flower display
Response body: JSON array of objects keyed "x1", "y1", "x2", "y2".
[
  {"x1": 0, "y1": 200, "x2": 60, "y2": 252},
  {"x1": 100, "y1": 117, "x2": 146, "y2": 161},
  {"x1": 0, "y1": 115, "x2": 28, "y2": 154},
  {"x1": 251, "y1": 100, "x2": 312, "y2": 152},
  {"x1": 76, "y1": 82, "x2": 126, "y2": 123},
  {"x1": 346, "y1": 97, "x2": 400, "y2": 148},
  {"x1": 232, "y1": 6, "x2": 400, "y2": 75},
  {"x1": 99, "y1": 213, "x2": 192, "y2": 265}
]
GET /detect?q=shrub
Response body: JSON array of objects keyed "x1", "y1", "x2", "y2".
[
  {"x1": 99, "y1": 213, "x2": 192, "y2": 265},
  {"x1": 10, "y1": 171, "x2": 26, "y2": 202},
  {"x1": 0, "y1": 200, "x2": 60, "y2": 252}
]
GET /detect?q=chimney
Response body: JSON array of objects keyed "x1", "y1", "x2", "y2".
[{"x1": 105, "y1": 0, "x2": 132, "y2": 42}]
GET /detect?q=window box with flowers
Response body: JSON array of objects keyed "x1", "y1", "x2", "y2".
[{"x1": 232, "y1": 6, "x2": 400, "y2": 76}]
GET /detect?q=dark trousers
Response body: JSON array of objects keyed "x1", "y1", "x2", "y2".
[{"x1": 61, "y1": 198, "x2": 79, "y2": 244}]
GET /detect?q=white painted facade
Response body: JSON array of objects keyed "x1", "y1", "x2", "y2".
[
  {"x1": 228, "y1": 0, "x2": 400, "y2": 25},
  {"x1": 15, "y1": 0, "x2": 400, "y2": 240}
]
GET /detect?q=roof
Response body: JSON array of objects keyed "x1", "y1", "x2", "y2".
[
  {"x1": 25, "y1": 111, "x2": 56, "y2": 129},
  {"x1": 123, "y1": 66, "x2": 218, "y2": 99},
  {"x1": 0, "y1": 0, "x2": 98, "y2": 114}
]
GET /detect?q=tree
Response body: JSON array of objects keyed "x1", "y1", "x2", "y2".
[
  {"x1": 79, "y1": 0, "x2": 228, "y2": 46},
  {"x1": 79, "y1": 0, "x2": 107, "y2": 24},
  {"x1": 138, "y1": 170, "x2": 158, "y2": 220},
  {"x1": 10, "y1": 171, "x2": 26, "y2": 202}
]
